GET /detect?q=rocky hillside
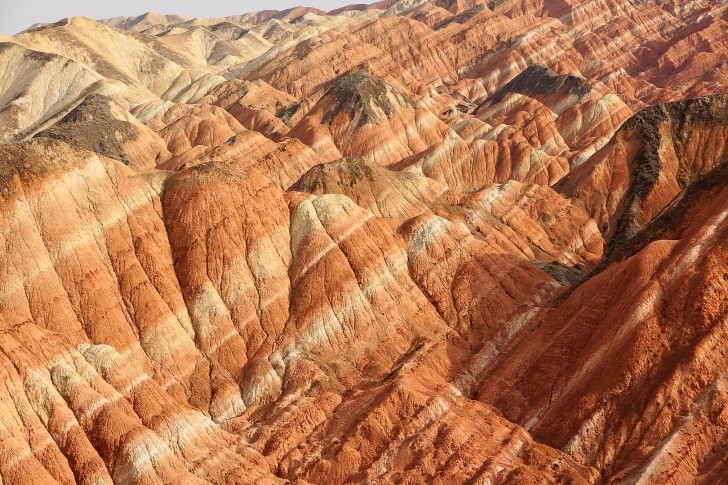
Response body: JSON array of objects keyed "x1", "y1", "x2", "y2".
[{"x1": 0, "y1": 1, "x2": 727, "y2": 483}]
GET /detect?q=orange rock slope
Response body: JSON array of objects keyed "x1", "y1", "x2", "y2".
[{"x1": 0, "y1": 0, "x2": 727, "y2": 483}]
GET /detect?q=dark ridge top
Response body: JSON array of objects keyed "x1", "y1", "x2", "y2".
[
  {"x1": 0, "y1": 138, "x2": 102, "y2": 190},
  {"x1": 290, "y1": 157, "x2": 376, "y2": 193},
  {"x1": 209, "y1": 22, "x2": 249, "y2": 40},
  {"x1": 621, "y1": 94, "x2": 728, "y2": 143},
  {"x1": 34, "y1": 94, "x2": 141, "y2": 165},
  {"x1": 279, "y1": 101, "x2": 303, "y2": 127},
  {"x1": 434, "y1": 5, "x2": 486, "y2": 29},
  {"x1": 51, "y1": 94, "x2": 122, "y2": 125},
  {"x1": 22, "y1": 18, "x2": 71, "y2": 34},
  {"x1": 535, "y1": 260, "x2": 584, "y2": 286},
  {"x1": 488, "y1": 64, "x2": 592, "y2": 105},
  {"x1": 608, "y1": 94, "x2": 728, "y2": 254},
  {"x1": 324, "y1": 71, "x2": 414, "y2": 125},
  {"x1": 1, "y1": 43, "x2": 58, "y2": 62}
]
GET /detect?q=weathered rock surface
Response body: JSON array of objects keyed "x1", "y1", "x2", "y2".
[
  {"x1": 0, "y1": 1, "x2": 727, "y2": 483},
  {"x1": 288, "y1": 71, "x2": 449, "y2": 165},
  {"x1": 35, "y1": 94, "x2": 172, "y2": 169},
  {"x1": 477, "y1": 154, "x2": 728, "y2": 483},
  {"x1": 559, "y1": 94, "x2": 728, "y2": 252},
  {"x1": 291, "y1": 156, "x2": 449, "y2": 218}
]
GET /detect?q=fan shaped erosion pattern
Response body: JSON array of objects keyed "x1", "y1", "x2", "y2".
[{"x1": 1, "y1": 0, "x2": 728, "y2": 483}]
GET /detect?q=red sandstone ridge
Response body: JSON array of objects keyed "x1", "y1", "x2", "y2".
[
  {"x1": 288, "y1": 71, "x2": 449, "y2": 165},
  {"x1": 0, "y1": 1, "x2": 727, "y2": 483}
]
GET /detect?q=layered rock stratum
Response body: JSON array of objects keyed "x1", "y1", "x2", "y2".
[{"x1": 0, "y1": 0, "x2": 727, "y2": 483}]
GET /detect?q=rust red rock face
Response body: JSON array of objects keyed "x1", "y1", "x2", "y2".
[{"x1": 0, "y1": 1, "x2": 727, "y2": 483}]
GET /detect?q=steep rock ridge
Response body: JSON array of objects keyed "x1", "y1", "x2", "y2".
[
  {"x1": 205, "y1": 21, "x2": 250, "y2": 41},
  {"x1": 489, "y1": 0, "x2": 579, "y2": 21},
  {"x1": 0, "y1": 1, "x2": 727, "y2": 483},
  {"x1": 265, "y1": 343, "x2": 599, "y2": 484},
  {"x1": 152, "y1": 26, "x2": 267, "y2": 68},
  {"x1": 444, "y1": 94, "x2": 728, "y2": 480},
  {"x1": 0, "y1": 19, "x2": 221, "y2": 143},
  {"x1": 0, "y1": 139, "x2": 285, "y2": 483},
  {"x1": 288, "y1": 71, "x2": 449, "y2": 165},
  {"x1": 399, "y1": 183, "x2": 603, "y2": 346},
  {"x1": 460, "y1": 0, "x2": 728, "y2": 107},
  {"x1": 434, "y1": 4, "x2": 486, "y2": 30},
  {"x1": 157, "y1": 159, "x2": 597, "y2": 483},
  {"x1": 2, "y1": 0, "x2": 725, "y2": 164},
  {"x1": 474, "y1": 64, "x2": 632, "y2": 170},
  {"x1": 0, "y1": 42, "x2": 104, "y2": 143},
  {"x1": 484, "y1": 63, "x2": 593, "y2": 107},
  {"x1": 475, "y1": 155, "x2": 728, "y2": 482},
  {"x1": 246, "y1": 14, "x2": 462, "y2": 100},
  {"x1": 454, "y1": 181, "x2": 604, "y2": 268},
  {"x1": 290, "y1": 158, "x2": 603, "y2": 276},
  {"x1": 1, "y1": 0, "x2": 725, "y2": 151},
  {"x1": 241, "y1": 0, "x2": 727, "y2": 112},
  {"x1": 35, "y1": 94, "x2": 172, "y2": 169},
  {"x1": 327, "y1": 70, "x2": 413, "y2": 124},
  {"x1": 559, "y1": 94, "x2": 728, "y2": 250},
  {"x1": 611, "y1": 159, "x2": 728, "y2": 266}
]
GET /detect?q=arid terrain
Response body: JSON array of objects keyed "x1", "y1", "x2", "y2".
[{"x1": 0, "y1": 0, "x2": 727, "y2": 483}]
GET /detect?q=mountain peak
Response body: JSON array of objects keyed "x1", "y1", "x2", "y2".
[
  {"x1": 1, "y1": 1, "x2": 728, "y2": 483},
  {"x1": 324, "y1": 70, "x2": 414, "y2": 124},
  {"x1": 489, "y1": 63, "x2": 593, "y2": 104}
]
